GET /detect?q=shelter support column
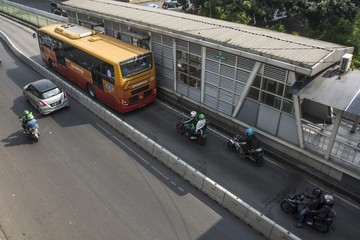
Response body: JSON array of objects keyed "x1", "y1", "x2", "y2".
[
  {"x1": 324, "y1": 109, "x2": 343, "y2": 160},
  {"x1": 232, "y1": 62, "x2": 262, "y2": 118},
  {"x1": 293, "y1": 95, "x2": 304, "y2": 149},
  {"x1": 351, "y1": 116, "x2": 360, "y2": 133}
]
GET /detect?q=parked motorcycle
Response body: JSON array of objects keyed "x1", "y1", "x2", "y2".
[
  {"x1": 176, "y1": 118, "x2": 206, "y2": 145},
  {"x1": 227, "y1": 133, "x2": 264, "y2": 166},
  {"x1": 280, "y1": 192, "x2": 336, "y2": 233}
]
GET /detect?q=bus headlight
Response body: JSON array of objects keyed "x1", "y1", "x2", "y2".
[{"x1": 121, "y1": 99, "x2": 129, "y2": 106}]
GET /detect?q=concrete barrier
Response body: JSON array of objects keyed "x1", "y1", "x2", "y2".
[
  {"x1": 152, "y1": 142, "x2": 170, "y2": 165},
  {"x1": 166, "y1": 153, "x2": 187, "y2": 177},
  {"x1": 202, "y1": 177, "x2": 227, "y2": 204},
  {"x1": 184, "y1": 165, "x2": 205, "y2": 190},
  {"x1": 103, "y1": 111, "x2": 117, "y2": 127},
  {"x1": 244, "y1": 206, "x2": 274, "y2": 238},
  {"x1": 127, "y1": 127, "x2": 142, "y2": 144},
  {"x1": 269, "y1": 223, "x2": 301, "y2": 240},
  {"x1": 222, "y1": 191, "x2": 251, "y2": 221},
  {"x1": 113, "y1": 119, "x2": 127, "y2": 135},
  {"x1": 136, "y1": 135, "x2": 155, "y2": 155}
]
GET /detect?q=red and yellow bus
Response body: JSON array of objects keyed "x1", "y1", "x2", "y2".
[{"x1": 37, "y1": 23, "x2": 156, "y2": 113}]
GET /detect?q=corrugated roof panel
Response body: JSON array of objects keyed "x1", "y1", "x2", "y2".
[
  {"x1": 61, "y1": 0, "x2": 354, "y2": 75},
  {"x1": 299, "y1": 70, "x2": 360, "y2": 115}
]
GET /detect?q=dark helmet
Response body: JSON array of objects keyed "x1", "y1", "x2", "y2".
[
  {"x1": 313, "y1": 188, "x2": 323, "y2": 197},
  {"x1": 245, "y1": 128, "x2": 254, "y2": 136},
  {"x1": 323, "y1": 194, "x2": 334, "y2": 204}
]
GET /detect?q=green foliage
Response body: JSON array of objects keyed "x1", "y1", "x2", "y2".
[
  {"x1": 265, "y1": 23, "x2": 286, "y2": 32},
  {"x1": 315, "y1": 12, "x2": 360, "y2": 68},
  {"x1": 190, "y1": 0, "x2": 360, "y2": 68}
]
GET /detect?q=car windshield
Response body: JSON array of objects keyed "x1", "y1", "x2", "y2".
[
  {"x1": 42, "y1": 88, "x2": 61, "y2": 99},
  {"x1": 120, "y1": 53, "x2": 152, "y2": 78}
]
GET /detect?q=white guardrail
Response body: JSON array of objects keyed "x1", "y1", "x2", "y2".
[{"x1": 0, "y1": 30, "x2": 300, "y2": 240}]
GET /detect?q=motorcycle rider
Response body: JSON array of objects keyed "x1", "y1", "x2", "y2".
[
  {"x1": 240, "y1": 128, "x2": 256, "y2": 155},
  {"x1": 24, "y1": 113, "x2": 39, "y2": 134},
  {"x1": 191, "y1": 113, "x2": 207, "y2": 139},
  {"x1": 184, "y1": 110, "x2": 198, "y2": 136},
  {"x1": 294, "y1": 188, "x2": 323, "y2": 228},
  {"x1": 20, "y1": 110, "x2": 32, "y2": 132},
  {"x1": 312, "y1": 194, "x2": 335, "y2": 218}
]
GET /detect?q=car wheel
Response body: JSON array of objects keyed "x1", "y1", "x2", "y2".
[{"x1": 87, "y1": 84, "x2": 96, "y2": 99}]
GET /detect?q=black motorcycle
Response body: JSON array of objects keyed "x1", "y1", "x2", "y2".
[
  {"x1": 280, "y1": 193, "x2": 336, "y2": 233},
  {"x1": 176, "y1": 118, "x2": 206, "y2": 145},
  {"x1": 227, "y1": 133, "x2": 264, "y2": 166}
]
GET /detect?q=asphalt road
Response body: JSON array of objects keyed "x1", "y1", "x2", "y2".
[
  {"x1": 3, "y1": 1, "x2": 360, "y2": 239},
  {"x1": 0, "y1": 38, "x2": 269, "y2": 239}
]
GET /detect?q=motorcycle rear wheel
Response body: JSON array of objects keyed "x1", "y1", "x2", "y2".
[
  {"x1": 176, "y1": 123, "x2": 185, "y2": 135},
  {"x1": 313, "y1": 220, "x2": 330, "y2": 233},
  {"x1": 196, "y1": 136, "x2": 206, "y2": 145},
  {"x1": 227, "y1": 141, "x2": 236, "y2": 151},
  {"x1": 255, "y1": 155, "x2": 264, "y2": 167},
  {"x1": 32, "y1": 134, "x2": 39, "y2": 143},
  {"x1": 280, "y1": 201, "x2": 294, "y2": 214}
]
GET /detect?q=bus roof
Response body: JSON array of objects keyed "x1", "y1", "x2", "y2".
[{"x1": 38, "y1": 23, "x2": 151, "y2": 63}]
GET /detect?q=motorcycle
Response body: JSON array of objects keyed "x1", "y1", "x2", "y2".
[
  {"x1": 176, "y1": 118, "x2": 206, "y2": 145},
  {"x1": 24, "y1": 127, "x2": 40, "y2": 142},
  {"x1": 19, "y1": 116, "x2": 40, "y2": 143},
  {"x1": 227, "y1": 133, "x2": 264, "y2": 166},
  {"x1": 280, "y1": 192, "x2": 336, "y2": 233}
]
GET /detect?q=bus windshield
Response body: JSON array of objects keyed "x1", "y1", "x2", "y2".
[{"x1": 120, "y1": 53, "x2": 152, "y2": 78}]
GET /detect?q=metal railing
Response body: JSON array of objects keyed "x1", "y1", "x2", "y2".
[
  {"x1": 0, "y1": 0, "x2": 66, "y2": 27},
  {"x1": 302, "y1": 119, "x2": 360, "y2": 167}
]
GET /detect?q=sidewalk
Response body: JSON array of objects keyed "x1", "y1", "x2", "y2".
[{"x1": 0, "y1": 16, "x2": 39, "y2": 61}]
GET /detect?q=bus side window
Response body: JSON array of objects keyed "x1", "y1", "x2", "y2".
[{"x1": 102, "y1": 63, "x2": 115, "y2": 84}]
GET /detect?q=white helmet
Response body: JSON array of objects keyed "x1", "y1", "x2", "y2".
[
  {"x1": 324, "y1": 194, "x2": 334, "y2": 204},
  {"x1": 190, "y1": 111, "x2": 197, "y2": 118}
]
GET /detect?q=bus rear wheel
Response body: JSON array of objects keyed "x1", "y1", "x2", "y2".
[{"x1": 87, "y1": 84, "x2": 96, "y2": 99}]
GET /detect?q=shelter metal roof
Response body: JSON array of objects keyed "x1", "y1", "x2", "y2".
[
  {"x1": 298, "y1": 69, "x2": 360, "y2": 116},
  {"x1": 61, "y1": 0, "x2": 354, "y2": 76}
]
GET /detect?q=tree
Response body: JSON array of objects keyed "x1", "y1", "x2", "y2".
[{"x1": 190, "y1": 0, "x2": 360, "y2": 67}]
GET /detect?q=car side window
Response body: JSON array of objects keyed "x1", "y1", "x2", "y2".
[{"x1": 29, "y1": 85, "x2": 41, "y2": 98}]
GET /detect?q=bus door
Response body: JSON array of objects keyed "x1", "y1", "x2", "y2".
[
  {"x1": 91, "y1": 63, "x2": 115, "y2": 108},
  {"x1": 102, "y1": 64, "x2": 116, "y2": 108},
  {"x1": 53, "y1": 40, "x2": 66, "y2": 68}
]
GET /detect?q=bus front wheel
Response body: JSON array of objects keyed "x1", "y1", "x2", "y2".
[
  {"x1": 87, "y1": 84, "x2": 96, "y2": 99},
  {"x1": 48, "y1": 59, "x2": 55, "y2": 70}
]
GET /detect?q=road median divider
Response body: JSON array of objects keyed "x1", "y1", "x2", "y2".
[
  {"x1": 166, "y1": 153, "x2": 187, "y2": 177},
  {"x1": 152, "y1": 143, "x2": 170, "y2": 165},
  {"x1": 202, "y1": 178, "x2": 226, "y2": 204},
  {"x1": 184, "y1": 165, "x2": 205, "y2": 190}
]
